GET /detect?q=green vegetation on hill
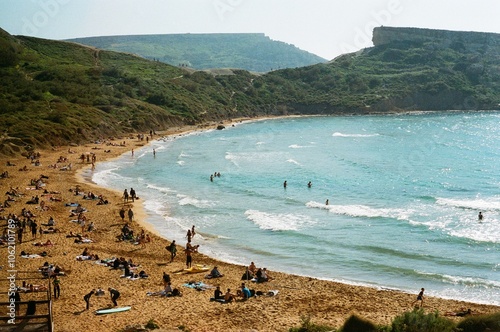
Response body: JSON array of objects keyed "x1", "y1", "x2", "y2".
[
  {"x1": 65, "y1": 33, "x2": 327, "y2": 72},
  {"x1": 1, "y1": 26, "x2": 500, "y2": 155}
]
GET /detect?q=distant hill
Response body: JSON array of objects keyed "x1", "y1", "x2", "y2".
[
  {"x1": 65, "y1": 33, "x2": 327, "y2": 72},
  {"x1": 1, "y1": 26, "x2": 500, "y2": 156}
]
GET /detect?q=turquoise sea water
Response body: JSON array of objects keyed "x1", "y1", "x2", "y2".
[{"x1": 90, "y1": 111, "x2": 500, "y2": 305}]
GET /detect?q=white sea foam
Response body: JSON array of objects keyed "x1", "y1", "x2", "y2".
[
  {"x1": 436, "y1": 197, "x2": 500, "y2": 211},
  {"x1": 145, "y1": 183, "x2": 174, "y2": 194},
  {"x1": 92, "y1": 167, "x2": 126, "y2": 187},
  {"x1": 225, "y1": 151, "x2": 285, "y2": 167},
  {"x1": 307, "y1": 201, "x2": 413, "y2": 220},
  {"x1": 177, "y1": 194, "x2": 215, "y2": 208},
  {"x1": 286, "y1": 159, "x2": 302, "y2": 166},
  {"x1": 245, "y1": 209, "x2": 315, "y2": 231},
  {"x1": 332, "y1": 132, "x2": 379, "y2": 138},
  {"x1": 288, "y1": 144, "x2": 311, "y2": 149}
]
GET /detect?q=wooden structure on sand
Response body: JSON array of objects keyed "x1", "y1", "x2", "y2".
[{"x1": 0, "y1": 270, "x2": 53, "y2": 332}]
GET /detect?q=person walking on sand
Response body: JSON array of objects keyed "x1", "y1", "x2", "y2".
[
  {"x1": 130, "y1": 188, "x2": 136, "y2": 202},
  {"x1": 185, "y1": 245, "x2": 193, "y2": 268},
  {"x1": 123, "y1": 189, "x2": 129, "y2": 203},
  {"x1": 167, "y1": 240, "x2": 177, "y2": 262},
  {"x1": 52, "y1": 275, "x2": 61, "y2": 299},
  {"x1": 119, "y1": 207, "x2": 125, "y2": 222},
  {"x1": 108, "y1": 287, "x2": 120, "y2": 307},
  {"x1": 412, "y1": 288, "x2": 425, "y2": 308},
  {"x1": 84, "y1": 289, "x2": 95, "y2": 310},
  {"x1": 128, "y1": 208, "x2": 134, "y2": 223}
]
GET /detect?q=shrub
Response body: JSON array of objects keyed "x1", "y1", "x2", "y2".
[
  {"x1": 289, "y1": 315, "x2": 336, "y2": 332},
  {"x1": 456, "y1": 312, "x2": 500, "y2": 332},
  {"x1": 144, "y1": 319, "x2": 159, "y2": 329},
  {"x1": 391, "y1": 309, "x2": 455, "y2": 332},
  {"x1": 340, "y1": 314, "x2": 378, "y2": 332}
]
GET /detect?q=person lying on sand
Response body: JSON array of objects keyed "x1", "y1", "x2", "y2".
[
  {"x1": 33, "y1": 239, "x2": 54, "y2": 246},
  {"x1": 444, "y1": 308, "x2": 472, "y2": 317}
]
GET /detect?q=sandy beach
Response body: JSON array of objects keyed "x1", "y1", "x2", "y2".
[{"x1": 1, "y1": 121, "x2": 498, "y2": 332}]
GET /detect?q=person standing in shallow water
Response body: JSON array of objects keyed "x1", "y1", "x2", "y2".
[
  {"x1": 283, "y1": 180, "x2": 287, "y2": 189},
  {"x1": 478, "y1": 211, "x2": 483, "y2": 222}
]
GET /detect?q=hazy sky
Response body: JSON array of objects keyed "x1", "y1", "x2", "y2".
[{"x1": 1, "y1": 0, "x2": 500, "y2": 59}]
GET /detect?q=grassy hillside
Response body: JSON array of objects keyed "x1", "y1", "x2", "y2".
[
  {"x1": 65, "y1": 33, "x2": 327, "y2": 72},
  {"x1": 1, "y1": 27, "x2": 500, "y2": 156},
  {"x1": 255, "y1": 38, "x2": 500, "y2": 113}
]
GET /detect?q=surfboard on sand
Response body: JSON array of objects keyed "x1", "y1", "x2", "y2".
[{"x1": 95, "y1": 306, "x2": 131, "y2": 315}]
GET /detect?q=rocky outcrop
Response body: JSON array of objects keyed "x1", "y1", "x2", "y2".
[{"x1": 372, "y1": 26, "x2": 500, "y2": 55}]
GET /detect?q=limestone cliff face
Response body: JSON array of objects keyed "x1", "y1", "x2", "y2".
[{"x1": 372, "y1": 26, "x2": 500, "y2": 55}]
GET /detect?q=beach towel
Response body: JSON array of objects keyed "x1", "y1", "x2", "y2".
[
  {"x1": 75, "y1": 255, "x2": 93, "y2": 261},
  {"x1": 21, "y1": 254, "x2": 41, "y2": 259},
  {"x1": 183, "y1": 281, "x2": 214, "y2": 291}
]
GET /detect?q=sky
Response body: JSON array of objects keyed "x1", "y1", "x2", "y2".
[{"x1": 1, "y1": 0, "x2": 500, "y2": 60}]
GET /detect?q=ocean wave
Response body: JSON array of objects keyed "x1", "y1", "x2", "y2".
[
  {"x1": 286, "y1": 159, "x2": 302, "y2": 166},
  {"x1": 436, "y1": 197, "x2": 500, "y2": 210},
  {"x1": 92, "y1": 167, "x2": 126, "y2": 187},
  {"x1": 306, "y1": 201, "x2": 413, "y2": 220},
  {"x1": 145, "y1": 183, "x2": 175, "y2": 194},
  {"x1": 417, "y1": 271, "x2": 500, "y2": 289},
  {"x1": 245, "y1": 209, "x2": 316, "y2": 231},
  {"x1": 288, "y1": 144, "x2": 312, "y2": 149},
  {"x1": 177, "y1": 194, "x2": 215, "y2": 208},
  {"x1": 332, "y1": 132, "x2": 379, "y2": 138},
  {"x1": 226, "y1": 151, "x2": 285, "y2": 167}
]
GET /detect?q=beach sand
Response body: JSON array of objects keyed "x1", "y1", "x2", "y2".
[{"x1": 1, "y1": 122, "x2": 498, "y2": 332}]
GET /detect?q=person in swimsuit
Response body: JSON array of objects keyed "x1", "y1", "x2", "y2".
[{"x1": 412, "y1": 288, "x2": 424, "y2": 308}]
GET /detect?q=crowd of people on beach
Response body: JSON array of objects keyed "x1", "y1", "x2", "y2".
[{"x1": 0, "y1": 132, "x2": 492, "y2": 330}]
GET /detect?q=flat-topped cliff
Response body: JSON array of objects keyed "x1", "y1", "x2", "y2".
[{"x1": 373, "y1": 26, "x2": 500, "y2": 54}]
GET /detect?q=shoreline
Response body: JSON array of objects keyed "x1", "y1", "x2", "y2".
[
  {"x1": 82, "y1": 115, "x2": 497, "y2": 306},
  {"x1": 1, "y1": 116, "x2": 499, "y2": 331},
  {"x1": 78, "y1": 115, "x2": 498, "y2": 306}
]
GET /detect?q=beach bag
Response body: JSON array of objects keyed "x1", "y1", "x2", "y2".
[{"x1": 172, "y1": 288, "x2": 180, "y2": 296}]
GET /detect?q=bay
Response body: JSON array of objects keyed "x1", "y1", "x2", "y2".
[{"x1": 90, "y1": 111, "x2": 500, "y2": 305}]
